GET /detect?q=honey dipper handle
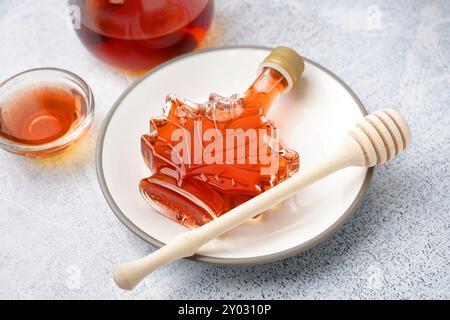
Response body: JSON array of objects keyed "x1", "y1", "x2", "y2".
[
  {"x1": 191, "y1": 137, "x2": 365, "y2": 242},
  {"x1": 114, "y1": 232, "x2": 198, "y2": 290},
  {"x1": 114, "y1": 137, "x2": 364, "y2": 290}
]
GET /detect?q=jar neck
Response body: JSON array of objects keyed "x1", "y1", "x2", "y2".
[{"x1": 245, "y1": 67, "x2": 289, "y2": 115}]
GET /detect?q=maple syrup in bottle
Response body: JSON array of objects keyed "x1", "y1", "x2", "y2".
[
  {"x1": 140, "y1": 47, "x2": 305, "y2": 228},
  {"x1": 70, "y1": 0, "x2": 214, "y2": 71}
]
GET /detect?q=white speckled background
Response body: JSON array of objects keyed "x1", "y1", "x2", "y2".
[{"x1": 0, "y1": 0, "x2": 449, "y2": 299}]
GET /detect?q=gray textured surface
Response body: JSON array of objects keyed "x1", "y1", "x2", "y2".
[{"x1": 0, "y1": 0, "x2": 449, "y2": 299}]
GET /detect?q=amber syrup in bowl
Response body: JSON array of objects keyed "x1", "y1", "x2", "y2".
[
  {"x1": 0, "y1": 68, "x2": 94, "y2": 157},
  {"x1": 70, "y1": 0, "x2": 214, "y2": 71}
]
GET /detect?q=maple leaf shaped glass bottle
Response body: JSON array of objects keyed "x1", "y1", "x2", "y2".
[{"x1": 140, "y1": 47, "x2": 305, "y2": 228}]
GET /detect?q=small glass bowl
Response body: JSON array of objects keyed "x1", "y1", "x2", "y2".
[{"x1": 0, "y1": 68, "x2": 94, "y2": 157}]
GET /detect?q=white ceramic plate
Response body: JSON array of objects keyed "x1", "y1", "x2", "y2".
[{"x1": 96, "y1": 46, "x2": 372, "y2": 264}]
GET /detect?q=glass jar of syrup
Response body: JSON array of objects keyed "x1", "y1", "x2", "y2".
[{"x1": 69, "y1": 0, "x2": 214, "y2": 71}]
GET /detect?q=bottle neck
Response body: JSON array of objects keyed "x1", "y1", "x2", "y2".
[{"x1": 245, "y1": 67, "x2": 289, "y2": 115}]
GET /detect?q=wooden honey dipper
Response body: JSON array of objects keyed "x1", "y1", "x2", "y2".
[{"x1": 114, "y1": 108, "x2": 412, "y2": 290}]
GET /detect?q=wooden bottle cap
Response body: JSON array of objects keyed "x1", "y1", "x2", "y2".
[{"x1": 259, "y1": 46, "x2": 305, "y2": 92}]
